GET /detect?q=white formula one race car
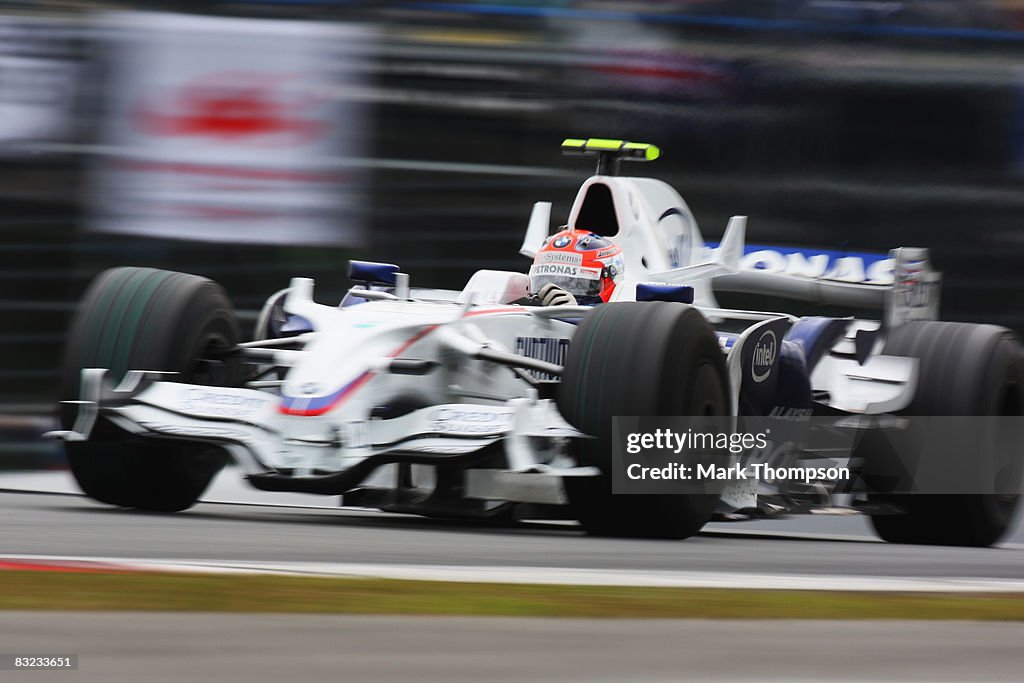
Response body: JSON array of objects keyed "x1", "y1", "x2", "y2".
[{"x1": 51, "y1": 138, "x2": 1024, "y2": 547}]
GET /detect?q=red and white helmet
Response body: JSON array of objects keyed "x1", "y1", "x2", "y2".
[{"x1": 529, "y1": 228, "x2": 625, "y2": 304}]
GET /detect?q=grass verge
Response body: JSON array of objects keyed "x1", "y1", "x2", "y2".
[{"x1": 2, "y1": 571, "x2": 1024, "y2": 619}]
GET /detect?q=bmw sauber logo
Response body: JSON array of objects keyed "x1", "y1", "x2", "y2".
[
  {"x1": 553, "y1": 235, "x2": 572, "y2": 248},
  {"x1": 751, "y1": 330, "x2": 777, "y2": 384},
  {"x1": 300, "y1": 382, "x2": 320, "y2": 395}
]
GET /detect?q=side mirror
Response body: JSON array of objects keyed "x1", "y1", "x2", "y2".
[
  {"x1": 348, "y1": 260, "x2": 400, "y2": 285},
  {"x1": 635, "y1": 283, "x2": 694, "y2": 304}
]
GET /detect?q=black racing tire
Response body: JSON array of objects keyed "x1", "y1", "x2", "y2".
[
  {"x1": 557, "y1": 302, "x2": 729, "y2": 539},
  {"x1": 867, "y1": 321, "x2": 1024, "y2": 547},
  {"x1": 60, "y1": 267, "x2": 241, "y2": 512}
]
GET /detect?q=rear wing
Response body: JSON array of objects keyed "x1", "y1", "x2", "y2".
[{"x1": 709, "y1": 241, "x2": 941, "y2": 327}]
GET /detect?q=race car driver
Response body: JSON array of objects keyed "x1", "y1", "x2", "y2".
[{"x1": 526, "y1": 227, "x2": 625, "y2": 306}]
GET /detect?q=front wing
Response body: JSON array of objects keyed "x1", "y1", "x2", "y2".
[{"x1": 49, "y1": 369, "x2": 590, "y2": 487}]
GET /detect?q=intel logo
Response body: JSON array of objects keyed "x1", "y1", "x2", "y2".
[{"x1": 751, "y1": 330, "x2": 777, "y2": 384}]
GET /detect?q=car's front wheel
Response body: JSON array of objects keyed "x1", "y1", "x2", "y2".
[
  {"x1": 557, "y1": 302, "x2": 729, "y2": 539},
  {"x1": 61, "y1": 267, "x2": 241, "y2": 512}
]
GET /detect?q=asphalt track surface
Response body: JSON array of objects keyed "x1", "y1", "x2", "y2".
[
  {"x1": 3, "y1": 613, "x2": 1024, "y2": 683},
  {"x1": 4, "y1": 487, "x2": 1024, "y2": 581},
  {"x1": 4, "y1": 475, "x2": 1024, "y2": 682}
]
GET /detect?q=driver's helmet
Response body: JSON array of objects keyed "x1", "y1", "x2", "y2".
[{"x1": 529, "y1": 228, "x2": 624, "y2": 304}]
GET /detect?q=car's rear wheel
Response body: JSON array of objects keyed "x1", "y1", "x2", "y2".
[
  {"x1": 61, "y1": 267, "x2": 240, "y2": 512},
  {"x1": 866, "y1": 321, "x2": 1024, "y2": 547},
  {"x1": 558, "y1": 302, "x2": 729, "y2": 539}
]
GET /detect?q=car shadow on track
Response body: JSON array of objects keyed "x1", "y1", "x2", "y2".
[
  {"x1": 41, "y1": 493, "x2": 890, "y2": 545},
  {"x1": 45, "y1": 498, "x2": 588, "y2": 538}
]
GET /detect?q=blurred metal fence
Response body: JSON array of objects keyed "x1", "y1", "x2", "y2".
[{"x1": 3, "y1": 7, "x2": 1024, "y2": 411}]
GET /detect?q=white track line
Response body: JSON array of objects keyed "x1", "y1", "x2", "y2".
[
  {"x1": 701, "y1": 528, "x2": 882, "y2": 543},
  {"x1": 703, "y1": 527, "x2": 1024, "y2": 550},
  {"x1": 4, "y1": 555, "x2": 1024, "y2": 592}
]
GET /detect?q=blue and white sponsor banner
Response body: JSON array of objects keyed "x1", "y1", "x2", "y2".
[
  {"x1": 706, "y1": 242, "x2": 894, "y2": 285},
  {"x1": 90, "y1": 12, "x2": 373, "y2": 246}
]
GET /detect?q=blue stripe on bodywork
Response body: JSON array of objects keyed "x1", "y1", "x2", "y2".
[{"x1": 280, "y1": 374, "x2": 362, "y2": 413}]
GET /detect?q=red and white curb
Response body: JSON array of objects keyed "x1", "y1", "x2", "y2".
[{"x1": 3, "y1": 555, "x2": 1024, "y2": 592}]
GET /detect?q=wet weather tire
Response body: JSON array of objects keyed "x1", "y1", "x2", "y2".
[
  {"x1": 60, "y1": 267, "x2": 241, "y2": 512},
  {"x1": 867, "y1": 321, "x2": 1024, "y2": 547},
  {"x1": 557, "y1": 302, "x2": 729, "y2": 539}
]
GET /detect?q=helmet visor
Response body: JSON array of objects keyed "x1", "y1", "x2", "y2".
[{"x1": 529, "y1": 264, "x2": 603, "y2": 302}]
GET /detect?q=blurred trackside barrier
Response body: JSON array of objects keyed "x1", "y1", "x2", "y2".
[{"x1": 388, "y1": 1, "x2": 1024, "y2": 42}]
